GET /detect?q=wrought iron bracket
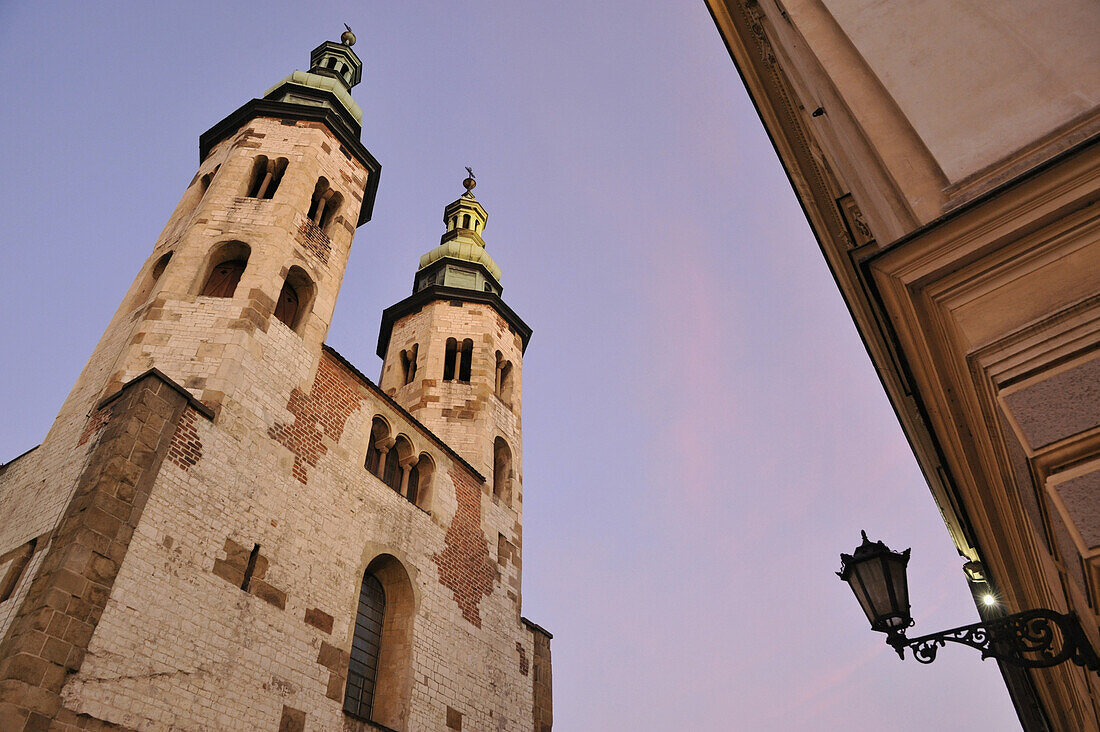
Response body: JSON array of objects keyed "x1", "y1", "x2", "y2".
[{"x1": 887, "y1": 609, "x2": 1100, "y2": 672}]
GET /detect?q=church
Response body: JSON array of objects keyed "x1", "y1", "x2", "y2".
[{"x1": 0, "y1": 30, "x2": 552, "y2": 731}]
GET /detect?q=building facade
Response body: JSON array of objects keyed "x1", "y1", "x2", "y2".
[
  {"x1": 707, "y1": 1, "x2": 1100, "y2": 729},
  {"x1": 0, "y1": 32, "x2": 552, "y2": 732}
]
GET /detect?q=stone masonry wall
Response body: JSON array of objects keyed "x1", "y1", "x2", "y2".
[{"x1": 57, "y1": 347, "x2": 541, "y2": 730}]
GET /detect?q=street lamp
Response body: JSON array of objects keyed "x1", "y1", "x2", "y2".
[{"x1": 838, "y1": 531, "x2": 1100, "y2": 671}]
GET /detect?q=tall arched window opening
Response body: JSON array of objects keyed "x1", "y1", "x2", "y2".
[
  {"x1": 493, "y1": 437, "x2": 512, "y2": 506},
  {"x1": 494, "y1": 351, "x2": 514, "y2": 404},
  {"x1": 309, "y1": 178, "x2": 344, "y2": 233},
  {"x1": 344, "y1": 555, "x2": 415, "y2": 730},
  {"x1": 408, "y1": 454, "x2": 434, "y2": 510},
  {"x1": 365, "y1": 417, "x2": 390, "y2": 478},
  {"x1": 399, "y1": 344, "x2": 418, "y2": 386},
  {"x1": 199, "y1": 241, "x2": 250, "y2": 298},
  {"x1": 344, "y1": 573, "x2": 385, "y2": 720},
  {"x1": 246, "y1": 155, "x2": 287, "y2": 199},
  {"x1": 459, "y1": 339, "x2": 473, "y2": 382},
  {"x1": 274, "y1": 266, "x2": 314, "y2": 332},
  {"x1": 443, "y1": 338, "x2": 458, "y2": 381},
  {"x1": 388, "y1": 436, "x2": 413, "y2": 493}
]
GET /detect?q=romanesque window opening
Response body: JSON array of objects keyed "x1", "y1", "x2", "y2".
[
  {"x1": 400, "y1": 344, "x2": 418, "y2": 385},
  {"x1": 201, "y1": 260, "x2": 247, "y2": 297},
  {"x1": 200, "y1": 242, "x2": 250, "y2": 298},
  {"x1": 344, "y1": 572, "x2": 385, "y2": 721},
  {"x1": 246, "y1": 155, "x2": 287, "y2": 199},
  {"x1": 308, "y1": 177, "x2": 343, "y2": 233},
  {"x1": 494, "y1": 351, "x2": 514, "y2": 403},
  {"x1": 443, "y1": 338, "x2": 458, "y2": 381},
  {"x1": 241, "y1": 543, "x2": 260, "y2": 592},
  {"x1": 493, "y1": 437, "x2": 512, "y2": 506},
  {"x1": 409, "y1": 454, "x2": 434, "y2": 510},
  {"x1": 459, "y1": 339, "x2": 473, "y2": 382},
  {"x1": 345, "y1": 555, "x2": 415, "y2": 729},
  {"x1": 274, "y1": 281, "x2": 299, "y2": 329},
  {"x1": 366, "y1": 417, "x2": 390, "y2": 477},
  {"x1": 462, "y1": 213, "x2": 471, "y2": 229},
  {"x1": 275, "y1": 266, "x2": 314, "y2": 332},
  {"x1": 0, "y1": 538, "x2": 37, "y2": 603}
]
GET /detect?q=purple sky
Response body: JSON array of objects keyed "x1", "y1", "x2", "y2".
[{"x1": 0, "y1": 3, "x2": 1022, "y2": 729}]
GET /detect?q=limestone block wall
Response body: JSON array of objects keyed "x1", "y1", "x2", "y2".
[{"x1": 59, "y1": 348, "x2": 540, "y2": 730}]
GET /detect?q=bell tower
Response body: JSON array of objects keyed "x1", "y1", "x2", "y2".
[
  {"x1": 378, "y1": 171, "x2": 531, "y2": 508},
  {"x1": 39, "y1": 29, "x2": 380, "y2": 446}
]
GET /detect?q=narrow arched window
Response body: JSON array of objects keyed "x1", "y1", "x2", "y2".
[
  {"x1": 309, "y1": 178, "x2": 343, "y2": 233},
  {"x1": 201, "y1": 260, "x2": 246, "y2": 297},
  {"x1": 443, "y1": 338, "x2": 458, "y2": 381},
  {"x1": 246, "y1": 156, "x2": 287, "y2": 199},
  {"x1": 462, "y1": 213, "x2": 471, "y2": 229},
  {"x1": 274, "y1": 266, "x2": 314, "y2": 332},
  {"x1": 199, "y1": 241, "x2": 250, "y2": 298},
  {"x1": 344, "y1": 573, "x2": 385, "y2": 720},
  {"x1": 493, "y1": 437, "x2": 512, "y2": 505},
  {"x1": 382, "y1": 449, "x2": 400, "y2": 490},
  {"x1": 399, "y1": 344, "x2": 418, "y2": 386},
  {"x1": 459, "y1": 339, "x2": 473, "y2": 382},
  {"x1": 274, "y1": 281, "x2": 299, "y2": 328},
  {"x1": 366, "y1": 417, "x2": 389, "y2": 477},
  {"x1": 409, "y1": 454, "x2": 434, "y2": 511}
]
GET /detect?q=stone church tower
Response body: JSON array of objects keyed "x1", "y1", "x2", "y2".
[{"x1": 0, "y1": 31, "x2": 552, "y2": 732}]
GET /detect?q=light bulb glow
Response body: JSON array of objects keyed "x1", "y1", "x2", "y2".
[{"x1": 982, "y1": 593, "x2": 997, "y2": 607}]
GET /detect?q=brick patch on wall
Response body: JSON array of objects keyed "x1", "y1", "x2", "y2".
[
  {"x1": 166, "y1": 407, "x2": 203, "y2": 471},
  {"x1": 0, "y1": 372, "x2": 206, "y2": 732},
  {"x1": 269, "y1": 353, "x2": 365, "y2": 484},
  {"x1": 76, "y1": 408, "x2": 112, "y2": 447},
  {"x1": 433, "y1": 468, "x2": 495, "y2": 628},
  {"x1": 295, "y1": 219, "x2": 332, "y2": 265}
]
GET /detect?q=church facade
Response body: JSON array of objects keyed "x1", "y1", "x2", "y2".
[{"x1": 0, "y1": 32, "x2": 552, "y2": 732}]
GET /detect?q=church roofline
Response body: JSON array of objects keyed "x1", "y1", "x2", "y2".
[
  {"x1": 321, "y1": 344, "x2": 487, "y2": 484},
  {"x1": 198, "y1": 95, "x2": 382, "y2": 226},
  {"x1": 376, "y1": 284, "x2": 533, "y2": 359}
]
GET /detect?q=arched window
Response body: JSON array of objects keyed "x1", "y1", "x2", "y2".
[
  {"x1": 408, "y1": 454, "x2": 434, "y2": 510},
  {"x1": 365, "y1": 417, "x2": 390, "y2": 477},
  {"x1": 388, "y1": 436, "x2": 413, "y2": 492},
  {"x1": 344, "y1": 555, "x2": 415, "y2": 730},
  {"x1": 493, "y1": 437, "x2": 512, "y2": 505},
  {"x1": 459, "y1": 339, "x2": 473, "y2": 382},
  {"x1": 246, "y1": 155, "x2": 287, "y2": 199},
  {"x1": 274, "y1": 266, "x2": 314, "y2": 332},
  {"x1": 443, "y1": 338, "x2": 458, "y2": 381},
  {"x1": 462, "y1": 213, "x2": 471, "y2": 229},
  {"x1": 199, "y1": 241, "x2": 250, "y2": 298},
  {"x1": 344, "y1": 573, "x2": 385, "y2": 720},
  {"x1": 309, "y1": 178, "x2": 343, "y2": 233},
  {"x1": 399, "y1": 344, "x2": 418, "y2": 386}
]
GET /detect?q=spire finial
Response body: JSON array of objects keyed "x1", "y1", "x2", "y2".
[
  {"x1": 341, "y1": 24, "x2": 356, "y2": 46},
  {"x1": 462, "y1": 167, "x2": 477, "y2": 198}
]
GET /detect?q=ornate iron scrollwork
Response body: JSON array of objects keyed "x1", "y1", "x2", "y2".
[{"x1": 889, "y1": 609, "x2": 1100, "y2": 672}]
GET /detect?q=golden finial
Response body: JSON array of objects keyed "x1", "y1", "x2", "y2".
[
  {"x1": 341, "y1": 24, "x2": 356, "y2": 46},
  {"x1": 462, "y1": 167, "x2": 476, "y2": 197}
]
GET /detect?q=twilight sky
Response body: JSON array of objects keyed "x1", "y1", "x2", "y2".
[{"x1": 0, "y1": 2, "x2": 1022, "y2": 729}]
